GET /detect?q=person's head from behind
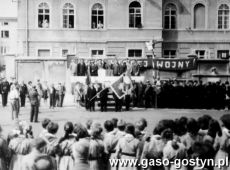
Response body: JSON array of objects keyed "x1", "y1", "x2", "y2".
[
  {"x1": 85, "y1": 119, "x2": 93, "y2": 130},
  {"x1": 117, "y1": 119, "x2": 126, "y2": 131},
  {"x1": 125, "y1": 123, "x2": 135, "y2": 137},
  {"x1": 47, "y1": 122, "x2": 59, "y2": 135},
  {"x1": 135, "y1": 118, "x2": 147, "y2": 132},
  {"x1": 187, "y1": 118, "x2": 199, "y2": 136},
  {"x1": 73, "y1": 123, "x2": 89, "y2": 140},
  {"x1": 34, "y1": 155, "x2": 54, "y2": 170},
  {"x1": 104, "y1": 120, "x2": 114, "y2": 132},
  {"x1": 64, "y1": 122, "x2": 74, "y2": 134},
  {"x1": 90, "y1": 122, "x2": 103, "y2": 139},
  {"x1": 42, "y1": 118, "x2": 51, "y2": 130},
  {"x1": 31, "y1": 137, "x2": 47, "y2": 153},
  {"x1": 111, "y1": 118, "x2": 118, "y2": 129}
]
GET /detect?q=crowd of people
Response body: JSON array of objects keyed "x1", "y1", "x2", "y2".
[
  {"x1": 0, "y1": 78, "x2": 66, "y2": 122},
  {"x1": 69, "y1": 59, "x2": 148, "y2": 77},
  {"x1": 0, "y1": 114, "x2": 229, "y2": 170},
  {"x1": 72, "y1": 79, "x2": 230, "y2": 112}
]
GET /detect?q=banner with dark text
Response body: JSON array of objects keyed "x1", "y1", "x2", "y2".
[{"x1": 152, "y1": 58, "x2": 197, "y2": 71}]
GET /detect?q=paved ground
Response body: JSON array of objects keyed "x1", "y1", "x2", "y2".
[{"x1": 1, "y1": 97, "x2": 229, "y2": 138}]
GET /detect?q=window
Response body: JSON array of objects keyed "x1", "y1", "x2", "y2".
[
  {"x1": 1, "y1": 30, "x2": 9, "y2": 38},
  {"x1": 194, "y1": 3, "x2": 205, "y2": 29},
  {"x1": 129, "y1": 1, "x2": 142, "y2": 28},
  {"x1": 63, "y1": 3, "x2": 74, "y2": 28},
  {"x1": 91, "y1": 50, "x2": 104, "y2": 57},
  {"x1": 1, "y1": 22, "x2": 8, "y2": 26},
  {"x1": 218, "y1": 4, "x2": 229, "y2": 29},
  {"x1": 163, "y1": 50, "x2": 176, "y2": 58},
  {"x1": 38, "y1": 49, "x2": 50, "y2": 57},
  {"x1": 38, "y1": 2, "x2": 50, "y2": 28},
  {"x1": 91, "y1": 3, "x2": 104, "y2": 29},
  {"x1": 128, "y1": 49, "x2": 142, "y2": 57},
  {"x1": 164, "y1": 3, "x2": 177, "y2": 29},
  {"x1": 62, "y1": 49, "x2": 68, "y2": 57},
  {"x1": 0, "y1": 46, "x2": 7, "y2": 54},
  {"x1": 195, "y1": 50, "x2": 205, "y2": 58},
  {"x1": 217, "y1": 50, "x2": 229, "y2": 59}
]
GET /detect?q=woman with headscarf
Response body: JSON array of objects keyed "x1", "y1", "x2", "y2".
[
  {"x1": 58, "y1": 122, "x2": 75, "y2": 170},
  {"x1": 71, "y1": 123, "x2": 90, "y2": 170}
]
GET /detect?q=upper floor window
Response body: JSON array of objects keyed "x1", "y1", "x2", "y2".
[
  {"x1": 1, "y1": 30, "x2": 9, "y2": 38},
  {"x1": 91, "y1": 3, "x2": 104, "y2": 29},
  {"x1": 164, "y1": 3, "x2": 177, "y2": 29},
  {"x1": 195, "y1": 50, "x2": 205, "y2": 59},
  {"x1": 129, "y1": 1, "x2": 142, "y2": 28},
  {"x1": 163, "y1": 50, "x2": 176, "y2": 58},
  {"x1": 218, "y1": 4, "x2": 229, "y2": 29},
  {"x1": 128, "y1": 49, "x2": 142, "y2": 57},
  {"x1": 91, "y1": 49, "x2": 104, "y2": 57},
  {"x1": 38, "y1": 2, "x2": 50, "y2": 28},
  {"x1": 63, "y1": 3, "x2": 74, "y2": 28},
  {"x1": 194, "y1": 3, "x2": 205, "y2": 29},
  {"x1": 217, "y1": 50, "x2": 229, "y2": 59}
]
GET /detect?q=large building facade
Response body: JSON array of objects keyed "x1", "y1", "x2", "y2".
[{"x1": 15, "y1": 0, "x2": 230, "y2": 82}]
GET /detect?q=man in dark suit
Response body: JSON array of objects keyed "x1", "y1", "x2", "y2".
[
  {"x1": 0, "y1": 78, "x2": 10, "y2": 107},
  {"x1": 49, "y1": 84, "x2": 56, "y2": 109},
  {"x1": 144, "y1": 80, "x2": 154, "y2": 108},
  {"x1": 86, "y1": 84, "x2": 97, "y2": 112},
  {"x1": 28, "y1": 86, "x2": 39, "y2": 122},
  {"x1": 99, "y1": 84, "x2": 109, "y2": 112},
  {"x1": 19, "y1": 81, "x2": 28, "y2": 107},
  {"x1": 77, "y1": 59, "x2": 86, "y2": 76}
]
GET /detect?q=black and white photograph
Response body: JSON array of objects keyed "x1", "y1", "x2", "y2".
[{"x1": 1, "y1": 0, "x2": 230, "y2": 170}]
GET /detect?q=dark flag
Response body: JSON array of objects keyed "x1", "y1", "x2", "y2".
[{"x1": 110, "y1": 76, "x2": 125, "y2": 99}]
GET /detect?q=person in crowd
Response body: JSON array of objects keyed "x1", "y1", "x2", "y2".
[
  {"x1": 39, "y1": 118, "x2": 51, "y2": 138},
  {"x1": 99, "y1": 84, "x2": 109, "y2": 112},
  {"x1": 8, "y1": 122, "x2": 33, "y2": 170},
  {"x1": 74, "y1": 82, "x2": 82, "y2": 107},
  {"x1": 144, "y1": 80, "x2": 154, "y2": 109},
  {"x1": 86, "y1": 84, "x2": 97, "y2": 112},
  {"x1": 89, "y1": 122, "x2": 105, "y2": 170},
  {"x1": 0, "y1": 78, "x2": 10, "y2": 107},
  {"x1": 113, "y1": 61, "x2": 119, "y2": 76},
  {"x1": 131, "y1": 60, "x2": 140, "y2": 76},
  {"x1": 123, "y1": 84, "x2": 132, "y2": 111},
  {"x1": 103, "y1": 120, "x2": 118, "y2": 170},
  {"x1": 9, "y1": 84, "x2": 20, "y2": 120},
  {"x1": 20, "y1": 137, "x2": 52, "y2": 170},
  {"x1": 0, "y1": 125, "x2": 10, "y2": 170},
  {"x1": 58, "y1": 122, "x2": 75, "y2": 170},
  {"x1": 19, "y1": 81, "x2": 28, "y2": 107},
  {"x1": 69, "y1": 59, "x2": 77, "y2": 76},
  {"x1": 77, "y1": 59, "x2": 86, "y2": 76},
  {"x1": 42, "y1": 81, "x2": 49, "y2": 105},
  {"x1": 28, "y1": 86, "x2": 39, "y2": 123},
  {"x1": 49, "y1": 84, "x2": 56, "y2": 109},
  {"x1": 121, "y1": 61, "x2": 127, "y2": 74},
  {"x1": 72, "y1": 123, "x2": 90, "y2": 170},
  {"x1": 115, "y1": 123, "x2": 141, "y2": 170},
  {"x1": 36, "y1": 79, "x2": 43, "y2": 112},
  {"x1": 90, "y1": 61, "x2": 98, "y2": 76},
  {"x1": 27, "y1": 81, "x2": 33, "y2": 93}
]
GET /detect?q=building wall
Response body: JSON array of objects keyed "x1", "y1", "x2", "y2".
[
  {"x1": 17, "y1": 0, "x2": 163, "y2": 58},
  {"x1": 0, "y1": 18, "x2": 17, "y2": 55},
  {"x1": 163, "y1": 0, "x2": 230, "y2": 59}
]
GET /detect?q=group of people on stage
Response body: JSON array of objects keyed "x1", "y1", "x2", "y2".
[
  {"x1": 73, "y1": 79, "x2": 230, "y2": 112},
  {"x1": 0, "y1": 114, "x2": 230, "y2": 170},
  {"x1": 0, "y1": 78, "x2": 66, "y2": 122},
  {"x1": 69, "y1": 59, "x2": 148, "y2": 77}
]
